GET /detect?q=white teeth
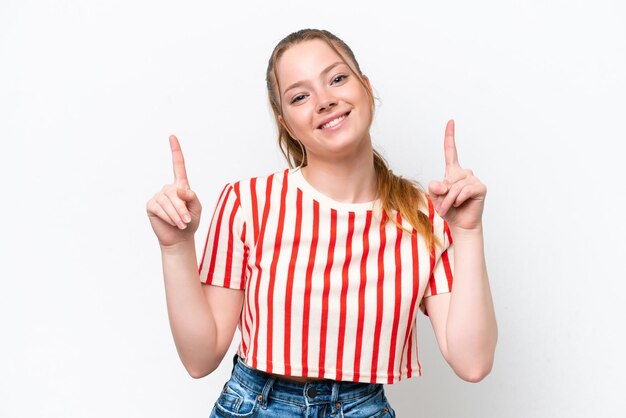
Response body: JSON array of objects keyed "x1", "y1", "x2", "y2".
[{"x1": 321, "y1": 113, "x2": 347, "y2": 129}]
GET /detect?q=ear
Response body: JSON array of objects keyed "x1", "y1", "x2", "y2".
[
  {"x1": 278, "y1": 114, "x2": 296, "y2": 138},
  {"x1": 278, "y1": 114, "x2": 286, "y2": 130},
  {"x1": 362, "y1": 74, "x2": 374, "y2": 96}
]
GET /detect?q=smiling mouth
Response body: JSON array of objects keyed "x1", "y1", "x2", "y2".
[{"x1": 318, "y1": 111, "x2": 350, "y2": 130}]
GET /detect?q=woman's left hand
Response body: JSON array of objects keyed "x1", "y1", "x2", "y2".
[{"x1": 428, "y1": 120, "x2": 487, "y2": 232}]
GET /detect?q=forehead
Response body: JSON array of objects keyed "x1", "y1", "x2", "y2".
[{"x1": 276, "y1": 39, "x2": 350, "y2": 85}]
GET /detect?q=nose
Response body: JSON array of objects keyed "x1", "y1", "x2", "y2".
[{"x1": 316, "y1": 92, "x2": 337, "y2": 113}]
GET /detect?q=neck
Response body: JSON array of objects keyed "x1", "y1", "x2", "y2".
[{"x1": 300, "y1": 139, "x2": 378, "y2": 204}]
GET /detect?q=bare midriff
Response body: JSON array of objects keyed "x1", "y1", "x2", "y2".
[{"x1": 268, "y1": 373, "x2": 333, "y2": 383}]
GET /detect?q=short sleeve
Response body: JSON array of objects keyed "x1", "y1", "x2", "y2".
[
  {"x1": 198, "y1": 182, "x2": 248, "y2": 290},
  {"x1": 419, "y1": 198, "x2": 455, "y2": 317}
]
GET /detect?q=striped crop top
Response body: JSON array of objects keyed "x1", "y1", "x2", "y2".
[{"x1": 198, "y1": 167, "x2": 454, "y2": 384}]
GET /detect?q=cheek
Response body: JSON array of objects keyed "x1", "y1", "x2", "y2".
[
  {"x1": 357, "y1": 90, "x2": 373, "y2": 120},
  {"x1": 346, "y1": 86, "x2": 370, "y2": 111},
  {"x1": 286, "y1": 110, "x2": 312, "y2": 133},
  {"x1": 358, "y1": 93, "x2": 372, "y2": 118}
]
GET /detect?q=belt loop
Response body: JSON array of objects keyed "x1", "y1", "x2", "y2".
[
  {"x1": 259, "y1": 376, "x2": 276, "y2": 409},
  {"x1": 330, "y1": 382, "x2": 341, "y2": 416}
]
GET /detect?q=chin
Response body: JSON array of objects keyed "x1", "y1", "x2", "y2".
[{"x1": 318, "y1": 133, "x2": 368, "y2": 156}]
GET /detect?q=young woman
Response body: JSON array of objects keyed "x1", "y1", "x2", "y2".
[{"x1": 147, "y1": 29, "x2": 497, "y2": 417}]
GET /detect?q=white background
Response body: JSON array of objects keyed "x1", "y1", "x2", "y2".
[{"x1": 1, "y1": 1, "x2": 625, "y2": 417}]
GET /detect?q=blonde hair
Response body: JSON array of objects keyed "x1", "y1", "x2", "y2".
[{"x1": 265, "y1": 29, "x2": 441, "y2": 252}]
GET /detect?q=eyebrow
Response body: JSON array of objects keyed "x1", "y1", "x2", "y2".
[{"x1": 282, "y1": 61, "x2": 347, "y2": 97}]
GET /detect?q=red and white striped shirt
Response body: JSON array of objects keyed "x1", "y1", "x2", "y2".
[{"x1": 198, "y1": 167, "x2": 454, "y2": 384}]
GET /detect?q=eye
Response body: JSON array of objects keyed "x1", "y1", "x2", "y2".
[
  {"x1": 332, "y1": 74, "x2": 348, "y2": 84},
  {"x1": 291, "y1": 94, "x2": 307, "y2": 104}
]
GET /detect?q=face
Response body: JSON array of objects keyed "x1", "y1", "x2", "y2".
[{"x1": 275, "y1": 39, "x2": 373, "y2": 162}]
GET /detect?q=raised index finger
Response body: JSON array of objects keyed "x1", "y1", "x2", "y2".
[
  {"x1": 169, "y1": 134, "x2": 189, "y2": 187},
  {"x1": 444, "y1": 119, "x2": 460, "y2": 168}
]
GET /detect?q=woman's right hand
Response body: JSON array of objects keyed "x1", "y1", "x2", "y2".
[{"x1": 146, "y1": 135, "x2": 202, "y2": 249}]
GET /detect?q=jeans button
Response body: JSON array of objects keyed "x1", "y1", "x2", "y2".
[{"x1": 306, "y1": 386, "x2": 317, "y2": 398}]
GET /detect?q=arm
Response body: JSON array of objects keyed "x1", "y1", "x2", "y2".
[
  {"x1": 161, "y1": 240, "x2": 243, "y2": 378},
  {"x1": 148, "y1": 135, "x2": 243, "y2": 379},
  {"x1": 425, "y1": 120, "x2": 497, "y2": 382},
  {"x1": 424, "y1": 226, "x2": 497, "y2": 382}
]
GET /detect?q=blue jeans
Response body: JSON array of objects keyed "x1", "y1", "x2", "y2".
[{"x1": 209, "y1": 353, "x2": 396, "y2": 417}]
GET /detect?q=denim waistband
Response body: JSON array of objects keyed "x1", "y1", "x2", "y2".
[{"x1": 228, "y1": 353, "x2": 383, "y2": 405}]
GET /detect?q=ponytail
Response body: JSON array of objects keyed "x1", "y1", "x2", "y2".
[{"x1": 373, "y1": 150, "x2": 441, "y2": 253}]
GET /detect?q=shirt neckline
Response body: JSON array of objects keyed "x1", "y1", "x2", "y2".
[{"x1": 289, "y1": 167, "x2": 381, "y2": 213}]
